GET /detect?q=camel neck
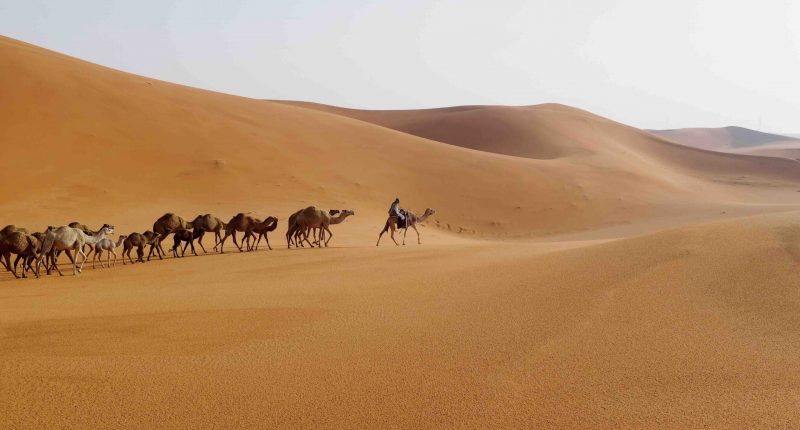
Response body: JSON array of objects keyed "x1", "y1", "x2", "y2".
[{"x1": 330, "y1": 214, "x2": 350, "y2": 225}]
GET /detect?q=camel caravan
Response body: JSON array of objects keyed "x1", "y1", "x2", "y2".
[{"x1": 0, "y1": 202, "x2": 436, "y2": 280}]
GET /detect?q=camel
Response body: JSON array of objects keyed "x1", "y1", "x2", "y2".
[
  {"x1": 123, "y1": 232, "x2": 161, "y2": 264},
  {"x1": 244, "y1": 217, "x2": 278, "y2": 251},
  {"x1": 216, "y1": 213, "x2": 259, "y2": 253},
  {"x1": 286, "y1": 209, "x2": 339, "y2": 248},
  {"x1": 190, "y1": 214, "x2": 226, "y2": 253},
  {"x1": 142, "y1": 230, "x2": 163, "y2": 261},
  {"x1": 68, "y1": 221, "x2": 97, "y2": 255},
  {"x1": 0, "y1": 224, "x2": 30, "y2": 268},
  {"x1": 377, "y1": 208, "x2": 436, "y2": 246},
  {"x1": 294, "y1": 207, "x2": 355, "y2": 248},
  {"x1": 93, "y1": 236, "x2": 126, "y2": 268},
  {"x1": 35, "y1": 225, "x2": 114, "y2": 277},
  {"x1": 0, "y1": 225, "x2": 28, "y2": 237},
  {"x1": 0, "y1": 231, "x2": 38, "y2": 278},
  {"x1": 152, "y1": 213, "x2": 191, "y2": 258},
  {"x1": 171, "y1": 229, "x2": 198, "y2": 258},
  {"x1": 28, "y1": 227, "x2": 57, "y2": 274}
]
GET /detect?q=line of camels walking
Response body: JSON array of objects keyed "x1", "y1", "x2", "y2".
[{"x1": 0, "y1": 205, "x2": 436, "y2": 280}]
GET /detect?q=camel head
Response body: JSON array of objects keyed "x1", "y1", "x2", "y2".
[
  {"x1": 423, "y1": 208, "x2": 436, "y2": 217},
  {"x1": 341, "y1": 210, "x2": 355, "y2": 217},
  {"x1": 264, "y1": 216, "x2": 279, "y2": 230}
]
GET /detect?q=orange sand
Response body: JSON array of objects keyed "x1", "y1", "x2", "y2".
[{"x1": 2, "y1": 36, "x2": 800, "y2": 428}]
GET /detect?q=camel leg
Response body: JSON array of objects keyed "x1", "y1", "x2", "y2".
[
  {"x1": 301, "y1": 228, "x2": 315, "y2": 248},
  {"x1": 264, "y1": 232, "x2": 272, "y2": 250},
  {"x1": 389, "y1": 224, "x2": 399, "y2": 246},
  {"x1": 286, "y1": 227, "x2": 295, "y2": 248},
  {"x1": 402, "y1": 227, "x2": 407, "y2": 245},
  {"x1": 323, "y1": 225, "x2": 333, "y2": 247},
  {"x1": 76, "y1": 247, "x2": 88, "y2": 274},
  {"x1": 49, "y1": 250, "x2": 62, "y2": 272},
  {"x1": 63, "y1": 249, "x2": 78, "y2": 275},
  {"x1": 6, "y1": 254, "x2": 19, "y2": 279},
  {"x1": 6, "y1": 252, "x2": 25, "y2": 278},
  {"x1": 68, "y1": 248, "x2": 78, "y2": 275},
  {"x1": 149, "y1": 240, "x2": 164, "y2": 261},
  {"x1": 52, "y1": 250, "x2": 64, "y2": 276},
  {"x1": 0, "y1": 253, "x2": 9, "y2": 272},
  {"x1": 216, "y1": 232, "x2": 230, "y2": 254},
  {"x1": 196, "y1": 230, "x2": 208, "y2": 253},
  {"x1": 243, "y1": 232, "x2": 252, "y2": 251},
  {"x1": 93, "y1": 249, "x2": 99, "y2": 269},
  {"x1": 12, "y1": 255, "x2": 24, "y2": 278},
  {"x1": 188, "y1": 239, "x2": 197, "y2": 256},
  {"x1": 111, "y1": 249, "x2": 117, "y2": 267},
  {"x1": 213, "y1": 231, "x2": 223, "y2": 252},
  {"x1": 412, "y1": 224, "x2": 421, "y2": 244},
  {"x1": 25, "y1": 255, "x2": 37, "y2": 278},
  {"x1": 14, "y1": 254, "x2": 28, "y2": 279},
  {"x1": 376, "y1": 221, "x2": 392, "y2": 246},
  {"x1": 232, "y1": 231, "x2": 244, "y2": 252}
]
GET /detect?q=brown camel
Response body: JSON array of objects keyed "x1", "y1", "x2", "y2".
[
  {"x1": 0, "y1": 225, "x2": 28, "y2": 237},
  {"x1": 377, "y1": 208, "x2": 436, "y2": 246},
  {"x1": 295, "y1": 207, "x2": 355, "y2": 248},
  {"x1": 0, "y1": 231, "x2": 38, "y2": 278},
  {"x1": 244, "y1": 217, "x2": 279, "y2": 251},
  {"x1": 123, "y1": 232, "x2": 161, "y2": 264},
  {"x1": 172, "y1": 228, "x2": 198, "y2": 258},
  {"x1": 286, "y1": 209, "x2": 339, "y2": 248},
  {"x1": 151, "y1": 213, "x2": 190, "y2": 260},
  {"x1": 190, "y1": 214, "x2": 226, "y2": 253},
  {"x1": 216, "y1": 213, "x2": 259, "y2": 253}
]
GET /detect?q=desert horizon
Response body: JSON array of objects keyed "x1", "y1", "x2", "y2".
[{"x1": 3, "y1": 4, "x2": 800, "y2": 427}]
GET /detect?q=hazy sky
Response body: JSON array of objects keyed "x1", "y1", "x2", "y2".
[{"x1": 2, "y1": 0, "x2": 800, "y2": 132}]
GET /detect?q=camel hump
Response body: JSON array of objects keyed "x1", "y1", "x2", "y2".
[{"x1": 301, "y1": 206, "x2": 319, "y2": 216}]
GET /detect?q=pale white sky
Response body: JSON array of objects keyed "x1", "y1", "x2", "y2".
[{"x1": 2, "y1": 0, "x2": 799, "y2": 132}]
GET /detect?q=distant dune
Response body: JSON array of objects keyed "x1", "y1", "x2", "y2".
[
  {"x1": 650, "y1": 126, "x2": 800, "y2": 159},
  {"x1": 5, "y1": 35, "x2": 800, "y2": 428}
]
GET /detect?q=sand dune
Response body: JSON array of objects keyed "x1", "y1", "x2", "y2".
[
  {"x1": 3, "y1": 35, "x2": 800, "y2": 428},
  {"x1": 651, "y1": 126, "x2": 800, "y2": 153},
  {"x1": 4, "y1": 35, "x2": 800, "y2": 239}
]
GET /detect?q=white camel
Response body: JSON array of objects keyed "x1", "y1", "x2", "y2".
[
  {"x1": 35, "y1": 225, "x2": 114, "y2": 276},
  {"x1": 93, "y1": 235, "x2": 126, "y2": 268}
]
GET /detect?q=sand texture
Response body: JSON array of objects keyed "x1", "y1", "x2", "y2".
[{"x1": 3, "y1": 36, "x2": 800, "y2": 428}]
